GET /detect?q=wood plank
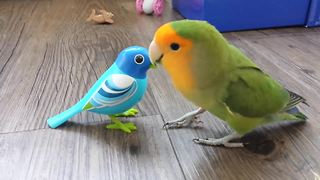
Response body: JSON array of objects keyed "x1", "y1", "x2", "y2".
[
  {"x1": 257, "y1": 27, "x2": 320, "y2": 36},
  {"x1": 1, "y1": 0, "x2": 320, "y2": 179},
  {"x1": 0, "y1": 115, "x2": 185, "y2": 180},
  {"x1": 0, "y1": 0, "x2": 183, "y2": 133},
  {"x1": 0, "y1": 1, "x2": 38, "y2": 85},
  {"x1": 243, "y1": 35, "x2": 320, "y2": 82},
  {"x1": 223, "y1": 27, "x2": 320, "y2": 41}
]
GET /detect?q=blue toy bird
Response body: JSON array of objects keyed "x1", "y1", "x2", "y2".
[{"x1": 47, "y1": 46, "x2": 152, "y2": 133}]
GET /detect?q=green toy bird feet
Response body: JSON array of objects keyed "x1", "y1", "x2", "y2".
[
  {"x1": 115, "y1": 108, "x2": 139, "y2": 117},
  {"x1": 106, "y1": 109, "x2": 139, "y2": 133},
  {"x1": 106, "y1": 115, "x2": 137, "y2": 133}
]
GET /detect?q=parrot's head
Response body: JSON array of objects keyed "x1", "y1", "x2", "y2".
[
  {"x1": 115, "y1": 46, "x2": 152, "y2": 79},
  {"x1": 149, "y1": 20, "x2": 194, "y2": 68},
  {"x1": 148, "y1": 20, "x2": 226, "y2": 90}
]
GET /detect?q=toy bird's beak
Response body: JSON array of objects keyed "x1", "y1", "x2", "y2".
[{"x1": 149, "y1": 40, "x2": 163, "y2": 68}]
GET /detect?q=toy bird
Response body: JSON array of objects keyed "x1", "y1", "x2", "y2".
[
  {"x1": 136, "y1": 0, "x2": 164, "y2": 16},
  {"x1": 149, "y1": 20, "x2": 308, "y2": 147},
  {"x1": 48, "y1": 46, "x2": 152, "y2": 133},
  {"x1": 86, "y1": 9, "x2": 114, "y2": 24}
]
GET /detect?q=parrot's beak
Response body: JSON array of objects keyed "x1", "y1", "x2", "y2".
[{"x1": 149, "y1": 40, "x2": 163, "y2": 68}]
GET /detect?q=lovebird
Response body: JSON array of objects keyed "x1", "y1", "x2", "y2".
[
  {"x1": 149, "y1": 20, "x2": 308, "y2": 147},
  {"x1": 47, "y1": 46, "x2": 152, "y2": 133}
]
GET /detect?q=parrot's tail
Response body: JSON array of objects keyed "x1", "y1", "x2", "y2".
[
  {"x1": 284, "y1": 90, "x2": 309, "y2": 110},
  {"x1": 47, "y1": 103, "x2": 83, "y2": 128},
  {"x1": 283, "y1": 90, "x2": 308, "y2": 121},
  {"x1": 286, "y1": 107, "x2": 308, "y2": 120}
]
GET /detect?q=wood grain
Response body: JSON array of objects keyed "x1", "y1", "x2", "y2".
[
  {"x1": 0, "y1": 0, "x2": 181, "y2": 133},
  {"x1": 0, "y1": 115, "x2": 185, "y2": 180},
  {"x1": 0, "y1": 0, "x2": 320, "y2": 179}
]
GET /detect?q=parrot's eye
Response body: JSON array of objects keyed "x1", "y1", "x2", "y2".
[
  {"x1": 134, "y1": 54, "x2": 144, "y2": 64},
  {"x1": 170, "y1": 43, "x2": 180, "y2": 51}
]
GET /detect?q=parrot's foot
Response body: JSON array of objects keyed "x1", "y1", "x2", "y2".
[
  {"x1": 193, "y1": 132, "x2": 244, "y2": 148},
  {"x1": 115, "y1": 108, "x2": 139, "y2": 117},
  {"x1": 106, "y1": 116, "x2": 137, "y2": 133},
  {"x1": 163, "y1": 108, "x2": 205, "y2": 129}
]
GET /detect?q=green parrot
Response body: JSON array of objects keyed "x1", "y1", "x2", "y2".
[{"x1": 148, "y1": 20, "x2": 308, "y2": 147}]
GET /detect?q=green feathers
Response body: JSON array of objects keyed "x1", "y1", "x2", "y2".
[
  {"x1": 171, "y1": 20, "x2": 227, "y2": 45},
  {"x1": 167, "y1": 20, "x2": 307, "y2": 135},
  {"x1": 224, "y1": 66, "x2": 289, "y2": 117}
]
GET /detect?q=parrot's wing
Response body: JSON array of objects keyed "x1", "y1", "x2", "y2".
[
  {"x1": 223, "y1": 67, "x2": 289, "y2": 117},
  {"x1": 83, "y1": 74, "x2": 137, "y2": 110}
]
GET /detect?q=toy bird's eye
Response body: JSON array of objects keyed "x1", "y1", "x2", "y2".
[
  {"x1": 170, "y1": 43, "x2": 180, "y2": 51},
  {"x1": 134, "y1": 54, "x2": 144, "y2": 64}
]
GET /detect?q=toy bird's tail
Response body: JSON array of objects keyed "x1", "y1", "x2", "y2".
[{"x1": 47, "y1": 102, "x2": 84, "y2": 128}]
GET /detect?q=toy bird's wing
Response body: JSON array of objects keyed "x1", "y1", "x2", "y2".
[
  {"x1": 223, "y1": 66, "x2": 290, "y2": 117},
  {"x1": 83, "y1": 74, "x2": 137, "y2": 110}
]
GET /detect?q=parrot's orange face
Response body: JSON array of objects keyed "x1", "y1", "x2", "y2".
[{"x1": 149, "y1": 23, "x2": 196, "y2": 91}]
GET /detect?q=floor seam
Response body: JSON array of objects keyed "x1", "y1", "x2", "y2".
[
  {"x1": 0, "y1": 22, "x2": 26, "y2": 76},
  {"x1": 0, "y1": 127, "x2": 48, "y2": 135},
  {"x1": 148, "y1": 85, "x2": 188, "y2": 180}
]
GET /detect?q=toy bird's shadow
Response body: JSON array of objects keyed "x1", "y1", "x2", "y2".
[{"x1": 56, "y1": 119, "x2": 143, "y2": 155}]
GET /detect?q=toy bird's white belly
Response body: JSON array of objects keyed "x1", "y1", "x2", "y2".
[{"x1": 88, "y1": 78, "x2": 148, "y2": 115}]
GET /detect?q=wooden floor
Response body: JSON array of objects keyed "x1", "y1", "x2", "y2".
[{"x1": 0, "y1": 0, "x2": 320, "y2": 179}]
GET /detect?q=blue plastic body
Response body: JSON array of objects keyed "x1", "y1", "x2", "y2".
[
  {"x1": 306, "y1": 0, "x2": 320, "y2": 27},
  {"x1": 172, "y1": 0, "x2": 320, "y2": 32},
  {"x1": 47, "y1": 46, "x2": 149, "y2": 128}
]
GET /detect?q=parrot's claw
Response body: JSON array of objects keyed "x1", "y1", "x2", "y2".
[
  {"x1": 163, "y1": 108, "x2": 205, "y2": 129},
  {"x1": 163, "y1": 116, "x2": 203, "y2": 129},
  {"x1": 115, "y1": 108, "x2": 139, "y2": 117},
  {"x1": 193, "y1": 132, "x2": 244, "y2": 148}
]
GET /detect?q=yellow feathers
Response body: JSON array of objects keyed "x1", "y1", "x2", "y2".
[{"x1": 154, "y1": 23, "x2": 196, "y2": 93}]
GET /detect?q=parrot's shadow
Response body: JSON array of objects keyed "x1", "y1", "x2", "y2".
[
  {"x1": 56, "y1": 120, "x2": 144, "y2": 155},
  {"x1": 191, "y1": 121, "x2": 307, "y2": 179},
  {"x1": 241, "y1": 120, "x2": 306, "y2": 158}
]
